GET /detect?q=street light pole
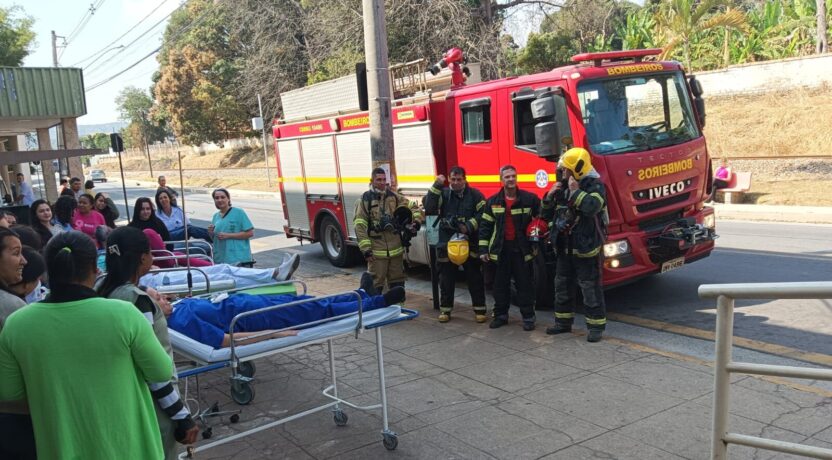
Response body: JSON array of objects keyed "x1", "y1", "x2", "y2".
[{"x1": 362, "y1": 0, "x2": 396, "y2": 181}]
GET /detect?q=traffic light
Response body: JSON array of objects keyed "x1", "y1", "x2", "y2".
[{"x1": 110, "y1": 133, "x2": 124, "y2": 152}]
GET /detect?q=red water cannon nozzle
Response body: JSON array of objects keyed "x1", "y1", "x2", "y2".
[{"x1": 428, "y1": 47, "x2": 469, "y2": 87}]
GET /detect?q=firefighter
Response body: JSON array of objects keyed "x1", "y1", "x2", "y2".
[
  {"x1": 478, "y1": 165, "x2": 540, "y2": 331},
  {"x1": 354, "y1": 168, "x2": 423, "y2": 294},
  {"x1": 423, "y1": 166, "x2": 487, "y2": 323},
  {"x1": 542, "y1": 148, "x2": 608, "y2": 342}
]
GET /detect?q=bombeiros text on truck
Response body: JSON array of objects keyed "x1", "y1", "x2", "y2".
[{"x1": 272, "y1": 47, "x2": 717, "y2": 299}]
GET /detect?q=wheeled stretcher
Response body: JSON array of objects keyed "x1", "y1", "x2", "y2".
[{"x1": 171, "y1": 281, "x2": 419, "y2": 457}]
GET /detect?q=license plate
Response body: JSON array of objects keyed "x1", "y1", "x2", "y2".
[{"x1": 661, "y1": 257, "x2": 685, "y2": 273}]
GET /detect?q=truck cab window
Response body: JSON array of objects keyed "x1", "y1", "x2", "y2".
[
  {"x1": 513, "y1": 98, "x2": 536, "y2": 150},
  {"x1": 460, "y1": 98, "x2": 491, "y2": 144}
]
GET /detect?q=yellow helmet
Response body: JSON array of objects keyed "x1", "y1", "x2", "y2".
[
  {"x1": 447, "y1": 235, "x2": 469, "y2": 266},
  {"x1": 559, "y1": 147, "x2": 592, "y2": 179}
]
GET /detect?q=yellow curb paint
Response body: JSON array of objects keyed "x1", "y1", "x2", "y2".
[{"x1": 607, "y1": 312, "x2": 832, "y2": 368}]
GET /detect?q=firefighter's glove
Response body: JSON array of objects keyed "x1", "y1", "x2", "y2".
[
  {"x1": 363, "y1": 250, "x2": 374, "y2": 262},
  {"x1": 407, "y1": 222, "x2": 420, "y2": 235},
  {"x1": 457, "y1": 223, "x2": 468, "y2": 234}
]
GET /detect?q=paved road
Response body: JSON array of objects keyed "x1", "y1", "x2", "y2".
[{"x1": 95, "y1": 181, "x2": 832, "y2": 357}]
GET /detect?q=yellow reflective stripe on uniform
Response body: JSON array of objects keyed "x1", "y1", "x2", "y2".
[
  {"x1": 589, "y1": 192, "x2": 605, "y2": 208},
  {"x1": 478, "y1": 239, "x2": 489, "y2": 247},
  {"x1": 573, "y1": 190, "x2": 587, "y2": 207},
  {"x1": 372, "y1": 247, "x2": 404, "y2": 257},
  {"x1": 585, "y1": 317, "x2": 607, "y2": 325},
  {"x1": 524, "y1": 253, "x2": 534, "y2": 262},
  {"x1": 476, "y1": 200, "x2": 486, "y2": 211},
  {"x1": 554, "y1": 312, "x2": 575, "y2": 319},
  {"x1": 468, "y1": 217, "x2": 478, "y2": 230},
  {"x1": 574, "y1": 246, "x2": 601, "y2": 258},
  {"x1": 489, "y1": 254, "x2": 499, "y2": 261},
  {"x1": 429, "y1": 186, "x2": 441, "y2": 195},
  {"x1": 482, "y1": 213, "x2": 495, "y2": 222},
  {"x1": 358, "y1": 241, "x2": 372, "y2": 250},
  {"x1": 510, "y1": 207, "x2": 531, "y2": 215},
  {"x1": 491, "y1": 207, "x2": 505, "y2": 214},
  {"x1": 354, "y1": 218, "x2": 369, "y2": 227}
]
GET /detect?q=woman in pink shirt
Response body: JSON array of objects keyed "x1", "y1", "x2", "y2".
[
  {"x1": 72, "y1": 194, "x2": 107, "y2": 246},
  {"x1": 709, "y1": 158, "x2": 733, "y2": 202}
]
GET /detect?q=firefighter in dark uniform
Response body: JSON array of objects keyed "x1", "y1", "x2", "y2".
[
  {"x1": 478, "y1": 165, "x2": 540, "y2": 331},
  {"x1": 423, "y1": 166, "x2": 487, "y2": 323},
  {"x1": 542, "y1": 148, "x2": 608, "y2": 342},
  {"x1": 354, "y1": 168, "x2": 422, "y2": 293}
]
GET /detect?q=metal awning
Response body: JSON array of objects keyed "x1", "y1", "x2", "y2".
[{"x1": 0, "y1": 148, "x2": 107, "y2": 165}]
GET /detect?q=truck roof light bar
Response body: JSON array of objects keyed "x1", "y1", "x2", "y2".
[{"x1": 571, "y1": 49, "x2": 663, "y2": 67}]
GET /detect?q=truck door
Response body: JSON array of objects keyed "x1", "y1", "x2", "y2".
[
  {"x1": 454, "y1": 91, "x2": 500, "y2": 195},
  {"x1": 504, "y1": 84, "x2": 573, "y2": 195}
]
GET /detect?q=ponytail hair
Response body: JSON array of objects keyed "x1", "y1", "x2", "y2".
[
  {"x1": 97, "y1": 226, "x2": 150, "y2": 298},
  {"x1": 43, "y1": 231, "x2": 98, "y2": 289}
]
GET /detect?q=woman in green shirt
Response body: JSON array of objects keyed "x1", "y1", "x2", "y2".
[
  {"x1": 98, "y1": 226, "x2": 199, "y2": 459},
  {"x1": 208, "y1": 188, "x2": 255, "y2": 266},
  {"x1": 0, "y1": 231, "x2": 173, "y2": 459}
]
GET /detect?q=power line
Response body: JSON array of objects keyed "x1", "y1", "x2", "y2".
[
  {"x1": 86, "y1": 0, "x2": 221, "y2": 92},
  {"x1": 68, "y1": 0, "x2": 171, "y2": 67},
  {"x1": 84, "y1": 5, "x2": 180, "y2": 76},
  {"x1": 66, "y1": 0, "x2": 107, "y2": 45}
]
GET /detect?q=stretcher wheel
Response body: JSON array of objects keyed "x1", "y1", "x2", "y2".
[
  {"x1": 202, "y1": 427, "x2": 213, "y2": 439},
  {"x1": 238, "y1": 361, "x2": 256, "y2": 378},
  {"x1": 230, "y1": 414, "x2": 240, "y2": 423},
  {"x1": 231, "y1": 381, "x2": 255, "y2": 405},
  {"x1": 382, "y1": 433, "x2": 398, "y2": 450},
  {"x1": 333, "y1": 410, "x2": 348, "y2": 426}
]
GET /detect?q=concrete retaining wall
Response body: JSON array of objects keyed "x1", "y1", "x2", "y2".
[{"x1": 693, "y1": 54, "x2": 832, "y2": 97}]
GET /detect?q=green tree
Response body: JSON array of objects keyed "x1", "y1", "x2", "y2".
[
  {"x1": 155, "y1": 0, "x2": 249, "y2": 145},
  {"x1": 516, "y1": 32, "x2": 575, "y2": 73},
  {"x1": 654, "y1": 0, "x2": 748, "y2": 70},
  {"x1": 115, "y1": 86, "x2": 167, "y2": 148},
  {"x1": 80, "y1": 133, "x2": 111, "y2": 151},
  {"x1": 0, "y1": 6, "x2": 36, "y2": 66}
]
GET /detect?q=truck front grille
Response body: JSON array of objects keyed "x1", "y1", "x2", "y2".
[{"x1": 636, "y1": 193, "x2": 690, "y2": 213}]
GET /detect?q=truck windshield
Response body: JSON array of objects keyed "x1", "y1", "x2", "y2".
[{"x1": 578, "y1": 72, "x2": 700, "y2": 155}]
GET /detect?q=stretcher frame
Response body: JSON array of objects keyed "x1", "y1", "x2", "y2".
[{"x1": 174, "y1": 282, "x2": 418, "y2": 457}]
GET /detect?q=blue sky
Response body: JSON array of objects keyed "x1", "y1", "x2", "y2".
[{"x1": 3, "y1": 0, "x2": 181, "y2": 124}]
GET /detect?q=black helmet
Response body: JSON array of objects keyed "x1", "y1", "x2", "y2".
[{"x1": 393, "y1": 206, "x2": 413, "y2": 228}]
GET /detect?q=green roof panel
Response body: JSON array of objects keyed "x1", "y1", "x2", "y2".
[{"x1": 0, "y1": 67, "x2": 87, "y2": 119}]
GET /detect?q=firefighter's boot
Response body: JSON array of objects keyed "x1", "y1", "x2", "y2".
[
  {"x1": 545, "y1": 324, "x2": 572, "y2": 335},
  {"x1": 474, "y1": 307, "x2": 487, "y2": 324},
  {"x1": 438, "y1": 311, "x2": 451, "y2": 323},
  {"x1": 586, "y1": 329, "x2": 603, "y2": 343}
]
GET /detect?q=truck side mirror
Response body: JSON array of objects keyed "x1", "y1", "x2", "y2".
[
  {"x1": 694, "y1": 98, "x2": 706, "y2": 128},
  {"x1": 534, "y1": 121, "x2": 560, "y2": 160},
  {"x1": 531, "y1": 94, "x2": 562, "y2": 161}
]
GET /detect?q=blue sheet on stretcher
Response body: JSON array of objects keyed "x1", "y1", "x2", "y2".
[{"x1": 170, "y1": 305, "x2": 402, "y2": 364}]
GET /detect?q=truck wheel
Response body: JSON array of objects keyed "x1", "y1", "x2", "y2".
[{"x1": 319, "y1": 216, "x2": 358, "y2": 267}]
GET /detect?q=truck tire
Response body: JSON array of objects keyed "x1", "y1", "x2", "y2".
[{"x1": 319, "y1": 216, "x2": 359, "y2": 267}]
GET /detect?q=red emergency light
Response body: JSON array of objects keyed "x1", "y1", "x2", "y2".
[{"x1": 571, "y1": 49, "x2": 663, "y2": 66}]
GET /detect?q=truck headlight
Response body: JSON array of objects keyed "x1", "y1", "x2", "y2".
[
  {"x1": 603, "y1": 240, "x2": 630, "y2": 258},
  {"x1": 703, "y1": 214, "x2": 715, "y2": 229}
]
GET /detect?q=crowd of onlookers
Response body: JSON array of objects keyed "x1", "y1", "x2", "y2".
[{"x1": 0, "y1": 174, "x2": 260, "y2": 459}]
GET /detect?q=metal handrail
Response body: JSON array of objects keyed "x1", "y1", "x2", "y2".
[{"x1": 698, "y1": 281, "x2": 832, "y2": 460}]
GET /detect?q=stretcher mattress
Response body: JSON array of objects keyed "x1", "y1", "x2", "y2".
[{"x1": 170, "y1": 305, "x2": 402, "y2": 363}]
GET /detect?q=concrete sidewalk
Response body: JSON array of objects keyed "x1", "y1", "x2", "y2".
[{"x1": 176, "y1": 270, "x2": 832, "y2": 460}]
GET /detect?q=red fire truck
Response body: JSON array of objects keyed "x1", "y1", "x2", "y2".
[{"x1": 273, "y1": 48, "x2": 716, "y2": 289}]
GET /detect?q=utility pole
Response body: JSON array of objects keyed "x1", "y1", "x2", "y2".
[
  {"x1": 51, "y1": 31, "x2": 59, "y2": 66},
  {"x1": 141, "y1": 110, "x2": 154, "y2": 178},
  {"x1": 361, "y1": 0, "x2": 396, "y2": 182},
  {"x1": 257, "y1": 94, "x2": 273, "y2": 187}
]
